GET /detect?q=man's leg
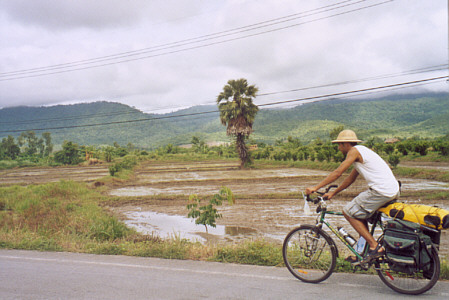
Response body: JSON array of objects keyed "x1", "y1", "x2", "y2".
[{"x1": 343, "y1": 212, "x2": 378, "y2": 250}]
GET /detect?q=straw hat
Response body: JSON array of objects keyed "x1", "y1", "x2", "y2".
[{"x1": 332, "y1": 129, "x2": 362, "y2": 143}]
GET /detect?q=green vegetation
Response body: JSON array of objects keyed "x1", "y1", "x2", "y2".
[
  {"x1": 213, "y1": 240, "x2": 283, "y2": 266},
  {"x1": 108, "y1": 155, "x2": 138, "y2": 176},
  {"x1": 0, "y1": 131, "x2": 53, "y2": 166},
  {"x1": 0, "y1": 181, "x2": 131, "y2": 251},
  {"x1": 187, "y1": 187, "x2": 235, "y2": 233}
]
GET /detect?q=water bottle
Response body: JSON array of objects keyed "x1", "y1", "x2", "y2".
[
  {"x1": 355, "y1": 236, "x2": 366, "y2": 254},
  {"x1": 338, "y1": 227, "x2": 356, "y2": 246},
  {"x1": 303, "y1": 197, "x2": 312, "y2": 215}
]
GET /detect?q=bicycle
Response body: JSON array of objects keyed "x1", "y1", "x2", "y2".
[{"x1": 283, "y1": 185, "x2": 441, "y2": 295}]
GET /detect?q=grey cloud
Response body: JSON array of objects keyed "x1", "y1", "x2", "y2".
[{"x1": 0, "y1": 0, "x2": 203, "y2": 30}]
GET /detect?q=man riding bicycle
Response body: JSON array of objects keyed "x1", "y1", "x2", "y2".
[{"x1": 305, "y1": 129, "x2": 400, "y2": 263}]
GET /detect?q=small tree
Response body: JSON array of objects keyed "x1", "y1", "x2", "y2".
[
  {"x1": 54, "y1": 141, "x2": 81, "y2": 165},
  {"x1": 384, "y1": 144, "x2": 395, "y2": 155},
  {"x1": 396, "y1": 142, "x2": 408, "y2": 156},
  {"x1": 0, "y1": 135, "x2": 20, "y2": 160},
  {"x1": 186, "y1": 187, "x2": 235, "y2": 233},
  {"x1": 18, "y1": 131, "x2": 39, "y2": 156},
  {"x1": 388, "y1": 153, "x2": 401, "y2": 168}
]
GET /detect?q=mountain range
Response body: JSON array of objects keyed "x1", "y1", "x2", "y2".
[{"x1": 0, "y1": 93, "x2": 448, "y2": 149}]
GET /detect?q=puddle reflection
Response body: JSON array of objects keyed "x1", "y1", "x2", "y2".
[{"x1": 124, "y1": 210, "x2": 257, "y2": 243}]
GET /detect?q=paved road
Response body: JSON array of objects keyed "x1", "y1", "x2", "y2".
[{"x1": 1, "y1": 250, "x2": 448, "y2": 299}]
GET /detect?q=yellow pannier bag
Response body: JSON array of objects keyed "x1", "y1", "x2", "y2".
[{"x1": 378, "y1": 203, "x2": 449, "y2": 230}]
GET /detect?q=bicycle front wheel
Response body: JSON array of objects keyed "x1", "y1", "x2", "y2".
[
  {"x1": 283, "y1": 225, "x2": 337, "y2": 283},
  {"x1": 376, "y1": 246, "x2": 440, "y2": 295}
]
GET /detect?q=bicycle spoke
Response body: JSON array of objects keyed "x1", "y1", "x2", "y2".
[{"x1": 283, "y1": 225, "x2": 336, "y2": 283}]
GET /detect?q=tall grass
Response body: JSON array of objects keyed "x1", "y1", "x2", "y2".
[
  {"x1": 0, "y1": 181, "x2": 132, "y2": 251},
  {"x1": 212, "y1": 240, "x2": 283, "y2": 266}
]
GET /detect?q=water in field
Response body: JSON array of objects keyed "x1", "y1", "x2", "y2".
[
  {"x1": 119, "y1": 201, "x2": 449, "y2": 257},
  {"x1": 123, "y1": 210, "x2": 257, "y2": 243},
  {"x1": 110, "y1": 177, "x2": 449, "y2": 197}
]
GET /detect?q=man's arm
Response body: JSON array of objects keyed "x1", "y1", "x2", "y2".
[
  {"x1": 306, "y1": 147, "x2": 360, "y2": 195},
  {"x1": 325, "y1": 168, "x2": 359, "y2": 199}
]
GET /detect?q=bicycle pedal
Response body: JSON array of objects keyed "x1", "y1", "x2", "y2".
[
  {"x1": 351, "y1": 261, "x2": 361, "y2": 267},
  {"x1": 359, "y1": 262, "x2": 370, "y2": 270}
]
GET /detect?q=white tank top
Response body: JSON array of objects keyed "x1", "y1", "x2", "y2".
[{"x1": 353, "y1": 145, "x2": 399, "y2": 197}]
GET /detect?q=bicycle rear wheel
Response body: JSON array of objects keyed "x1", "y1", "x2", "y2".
[
  {"x1": 283, "y1": 224, "x2": 337, "y2": 283},
  {"x1": 376, "y1": 246, "x2": 440, "y2": 295}
]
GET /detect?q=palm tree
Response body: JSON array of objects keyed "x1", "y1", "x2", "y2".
[{"x1": 217, "y1": 78, "x2": 259, "y2": 168}]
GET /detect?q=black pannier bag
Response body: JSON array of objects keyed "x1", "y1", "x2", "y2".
[{"x1": 382, "y1": 219, "x2": 438, "y2": 276}]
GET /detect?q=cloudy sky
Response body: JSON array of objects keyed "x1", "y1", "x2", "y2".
[{"x1": 0, "y1": 0, "x2": 447, "y2": 113}]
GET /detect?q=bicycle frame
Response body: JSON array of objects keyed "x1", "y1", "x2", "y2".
[{"x1": 313, "y1": 198, "x2": 383, "y2": 262}]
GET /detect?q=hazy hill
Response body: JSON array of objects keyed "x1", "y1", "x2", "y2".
[{"x1": 0, "y1": 93, "x2": 447, "y2": 148}]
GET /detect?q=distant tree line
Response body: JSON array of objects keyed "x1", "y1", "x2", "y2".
[
  {"x1": 250, "y1": 132, "x2": 449, "y2": 167},
  {"x1": 2, "y1": 129, "x2": 448, "y2": 171},
  {"x1": 0, "y1": 130, "x2": 140, "y2": 167},
  {"x1": 0, "y1": 131, "x2": 53, "y2": 162}
]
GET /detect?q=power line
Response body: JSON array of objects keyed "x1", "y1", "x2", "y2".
[
  {"x1": 0, "y1": 0, "x2": 392, "y2": 81},
  {"x1": 1, "y1": 75, "x2": 446, "y2": 134},
  {"x1": 0, "y1": 0, "x2": 357, "y2": 77},
  {"x1": 258, "y1": 76, "x2": 448, "y2": 108},
  {"x1": 0, "y1": 107, "x2": 139, "y2": 125},
  {"x1": 258, "y1": 64, "x2": 448, "y2": 97},
  {"x1": 1, "y1": 63, "x2": 446, "y2": 126}
]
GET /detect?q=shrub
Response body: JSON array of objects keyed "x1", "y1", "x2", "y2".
[
  {"x1": 388, "y1": 153, "x2": 400, "y2": 168},
  {"x1": 109, "y1": 155, "x2": 138, "y2": 176},
  {"x1": 186, "y1": 187, "x2": 234, "y2": 233},
  {"x1": 54, "y1": 141, "x2": 81, "y2": 165}
]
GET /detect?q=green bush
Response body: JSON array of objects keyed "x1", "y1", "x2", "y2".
[
  {"x1": 388, "y1": 153, "x2": 400, "y2": 168},
  {"x1": 54, "y1": 141, "x2": 82, "y2": 165},
  {"x1": 187, "y1": 187, "x2": 234, "y2": 233},
  {"x1": 109, "y1": 155, "x2": 138, "y2": 176}
]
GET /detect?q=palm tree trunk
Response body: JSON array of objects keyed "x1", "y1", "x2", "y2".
[{"x1": 236, "y1": 133, "x2": 248, "y2": 169}]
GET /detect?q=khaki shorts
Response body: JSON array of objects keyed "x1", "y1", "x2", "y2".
[{"x1": 343, "y1": 189, "x2": 399, "y2": 220}]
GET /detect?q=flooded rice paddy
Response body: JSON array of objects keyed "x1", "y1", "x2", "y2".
[
  {"x1": 106, "y1": 160, "x2": 449, "y2": 257},
  {"x1": 1, "y1": 159, "x2": 448, "y2": 257}
]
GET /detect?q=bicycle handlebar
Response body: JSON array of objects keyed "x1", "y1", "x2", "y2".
[{"x1": 305, "y1": 185, "x2": 338, "y2": 203}]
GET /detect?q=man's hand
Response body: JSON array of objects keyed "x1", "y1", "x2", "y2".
[
  {"x1": 323, "y1": 191, "x2": 336, "y2": 200},
  {"x1": 305, "y1": 187, "x2": 318, "y2": 195}
]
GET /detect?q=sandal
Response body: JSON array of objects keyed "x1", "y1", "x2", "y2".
[
  {"x1": 344, "y1": 255, "x2": 358, "y2": 263},
  {"x1": 362, "y1": 244, "x2": 385, "y2": 263}
]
